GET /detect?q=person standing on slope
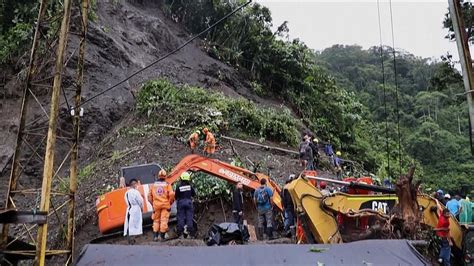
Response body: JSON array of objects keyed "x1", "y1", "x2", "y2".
[
  {"x1": 299, "y1": 136, "x2": 314, "y2": 170},
  {"x1": 123, "y1": 178, "x2": 144, "y2": 244},
  {"x1": 310, "y1": 137, "x2": 320, "y2": 168},
  {"x1": 203, "y1": 128, "x2": 216, "y2": 156},
  {"x1": 281, "y1": 175, "x2": 296, "y2": 237},
  {"x1": 446, "y1": 194, "x2": 462, "y2": 220},
  {"x1": 148, "y1": 169, "x2": 175, "y2": 241},
  {"x1": 253, "y1": 178, "x2": 275, "y2": 240},
  {"x1": 334, "y1": 151, "x2": 343, "y2": 180},
  {"x1": 175, "y1": 172, "x2": 196, "y2": 239},
  {"x1": 188, "y1": 130, "x2": 200, "y2": 154},
  {"x1": 434, "y1": 200, "x2": 452, "y2": 266},
  {"x1": 232, "y1": 182, "x2": 244, "y2": 225},
  {"x1": 459, "y1": 196, "x2": 472, "y2": 224}
]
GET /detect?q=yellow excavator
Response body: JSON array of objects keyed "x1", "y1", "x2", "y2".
[{"x1": 286, "y1": 175, "x2": 474, "y2": 264}]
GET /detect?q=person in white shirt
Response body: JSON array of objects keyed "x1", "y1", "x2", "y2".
[{"x1": 123, "y1": 178, "x2": 144, "y2": 244}]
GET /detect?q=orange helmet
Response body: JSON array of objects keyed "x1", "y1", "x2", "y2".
[
  {"x1": 203, "y1": 127, "x2": 209, "y2": 133},
  {"x1": 320, "y1": 181, "x2": 327, "y2": 189},
  {"x1": 158, "y1": 169, "x2": 167, "y2": 178}
]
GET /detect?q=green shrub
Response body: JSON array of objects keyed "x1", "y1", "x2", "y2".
[
  {"x1": 0, "y1": 22, "x2": 32, "y2": 64},
  {"x1": 191, "y1": 172, "x2": 232, "y2": 201},
  {"x1": 137, "y1": 79, "x2": 300, "y2": 145}
]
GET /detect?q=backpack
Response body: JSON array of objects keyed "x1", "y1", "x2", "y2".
[{"x1": 256, "y1": 187, "x2": 269, "y2": 205}]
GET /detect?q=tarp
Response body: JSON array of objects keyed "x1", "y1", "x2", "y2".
[
  {"x1": 206, "y1": 222, "x2": 250, "y2": 246},
  {"x1": 76, "y1": 240, "x2": 428, "y2": 266}
]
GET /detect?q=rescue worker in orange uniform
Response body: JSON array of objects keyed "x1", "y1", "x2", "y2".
[
  {"x1": 188, "y1": 130, "x2": 200, "y2": 154},
  {"x1": 203, "y1": 128, "x2": 216, "y2": 155},
  {"x1": 148, "y1": 169, "x2": 175, "y2": 241}
]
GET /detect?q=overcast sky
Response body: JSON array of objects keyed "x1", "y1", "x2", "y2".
[{"x1": 256, "y1": 0, "x2": 460, "y2": 61}]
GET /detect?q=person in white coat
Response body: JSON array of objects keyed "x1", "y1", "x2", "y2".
[{"x1": 123, "y1": 178, "x2": 144, "y2": 244}]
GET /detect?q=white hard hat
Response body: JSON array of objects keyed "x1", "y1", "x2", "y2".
[{"x1": 444, "y1": 193, "x2": 451, "y2": 199}]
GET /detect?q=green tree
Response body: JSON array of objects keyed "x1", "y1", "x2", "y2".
[{"x1": 443, "y1": 0, "x2": 474, "y2": 43}]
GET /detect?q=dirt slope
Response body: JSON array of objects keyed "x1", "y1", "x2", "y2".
[{"x1": 0, "y1": 0, "x2": 278, "y2": 204}]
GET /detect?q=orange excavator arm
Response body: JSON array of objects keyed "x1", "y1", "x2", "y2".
[
  {"x1": 96, "y1": 154, "x2": 282, "y2": 233},
  {"x1": 164, "y1": 154, "x2": 282, "y2": 211}
]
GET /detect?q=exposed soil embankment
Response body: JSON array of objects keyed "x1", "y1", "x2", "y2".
[{"x1": 0, "y1": 0, "x2": 273, "y2": 206}]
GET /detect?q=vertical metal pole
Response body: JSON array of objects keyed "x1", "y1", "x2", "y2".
[
  {"x1": 448, "y1": 0, "x2": 474, "y2": 155},
  {"x1": 1, "y1": 0, "x2": 49, "y2": 246},
  {"x1": 35, "y1": 0, "x2": 72, "y2": 264},
  {"x1": 66, "y1": 0, "x2": 89, "y2": 264}
]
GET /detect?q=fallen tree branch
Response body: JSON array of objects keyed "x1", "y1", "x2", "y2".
[
  {"x1": 220, "y1": 198, "x2": 227, "y2": 222},
  {"x1": 229, "y1": 140, "x2": 241, "y2": 159},
  {"x1": 156, "y1": 124, "x2": 183, "y2": 130},
  {"x1": 221, "y1": 135, "x2": 298, "y2": 155}
]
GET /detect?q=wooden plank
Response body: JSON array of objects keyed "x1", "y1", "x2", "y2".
[{"x1": 221, "y1": 136, "x2": 298, "y2": 155}]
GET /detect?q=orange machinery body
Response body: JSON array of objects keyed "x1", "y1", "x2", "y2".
[
  {"x1": 338, "y1": 176, "x2": 374, "y2": 230},
  {"x1": 296, "y1": 174, "x2": 375, "y2": 241},
  {"x1": 96, "y1": 154, "x2": 283, "y2": 234}
]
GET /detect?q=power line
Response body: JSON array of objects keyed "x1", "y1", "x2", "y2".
[
  {"x1": 18, "y1": 1, "x2": 253, "y2": 133},
  {"x1": 377, "y1": 0, "x2": 391, "y2": 178},
  {"x1": 389, "y1": 0, "x2": 403, "y2": 175},
  {"x1": 78, "y1": 0, "x2": 253, "y2": 107}
]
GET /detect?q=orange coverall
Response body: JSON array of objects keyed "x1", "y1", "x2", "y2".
[
  {"x1": 188, "y1": 132, "x2": 199, "y2": 153},
  {"x1": 148, "y1": 180, "x2": 175, "y2": 233},
  {"x1": 204, "y1": 131, "x2": 216, "y2": 155}
]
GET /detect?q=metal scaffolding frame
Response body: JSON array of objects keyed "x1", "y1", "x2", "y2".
[{"x1": 0, "y1": 0, "x2": 90, "y2": 265}]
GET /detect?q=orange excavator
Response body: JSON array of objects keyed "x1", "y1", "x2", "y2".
[{"x1": 95, "y1": 154, "x2": 282, "y2": 234}]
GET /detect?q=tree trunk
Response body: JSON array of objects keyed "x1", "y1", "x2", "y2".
[{"x1": 394, "y1": 166, "x2": 421, "y2": 237}]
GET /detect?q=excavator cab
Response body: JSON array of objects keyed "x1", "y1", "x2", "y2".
[
  {"x1": 120, "y1": 163, "x2": 161, "y2": 186},
  {"x1": 96, "y1": 163, "x2": 173, "y2": 233}
]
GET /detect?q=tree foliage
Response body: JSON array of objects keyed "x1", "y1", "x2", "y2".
[
  {"x1": 315, "y1": 45, "x2": 473, "y2": 195},
  {"x1": 0, "y1": 0, "x2": 37, "y2": 64},
  {"x1": 162, "y1": 0, "x2": 362, "y2": 147},
  {"x1": 443, "y1": 0, "x2": 474, "y2": 43},
  {"x1": 137, "y1": 79, "x2": 301, "y2": 145}
]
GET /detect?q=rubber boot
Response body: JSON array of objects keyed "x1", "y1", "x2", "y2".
[
  {"x1": 290, "y1": 225, "x2": 296, "y2": 240},
  {"x1": 267, "y1": 227, "x2": 275, "y2": 240},
  {"x1": 153, "y1": 232, "x2": 159, "y2": 242},
  {"x1": 257, "y1": 227, "x2": 264, "y2": 241},
  {"x1": 160, "y1": 232, "x2": 166, "y2": 242}
]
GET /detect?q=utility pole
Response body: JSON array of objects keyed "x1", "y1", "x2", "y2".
[
  {"x1": 35, "y1": 0, "x2": 72, "y2": 264},
  {"x1": 1, "y1": 0, "x2": 50, "y2": 247},
  {"x1": 448, "y1": 0, "x2": 474, "y2": 155},
  {"x1": 66, "y1": 0, "x2": 90, "y2": 264}
]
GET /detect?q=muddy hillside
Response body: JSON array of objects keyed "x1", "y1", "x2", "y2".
[{"x1": 0, "y1": 0, "x2": 285, "y2": 204}]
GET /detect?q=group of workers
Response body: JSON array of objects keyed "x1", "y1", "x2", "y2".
[
  {"x1": 123, "y1": 170, "x2": 197, "y2": 243},
  {"x1": 188, "y1": 128, "x2": 216, "y2": 155},
  {"x1": 433, "y1": 189, "x2": 473, "y2": 266},
  {"x1": 124, "y1": 169, "x2": 281, "y2": 242},
  {"x1": 298, "y1": 134, "x2": 320, "y2": 171},
  {"x1": 231, "y1": 178, "x2": 277, "y2": 240},
  {"x1": 433, "y1": 190, "x2": 473, "y2": 224},
  {"x1": 299, "y1": 134, "x2": 343, "y2": 179}
]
